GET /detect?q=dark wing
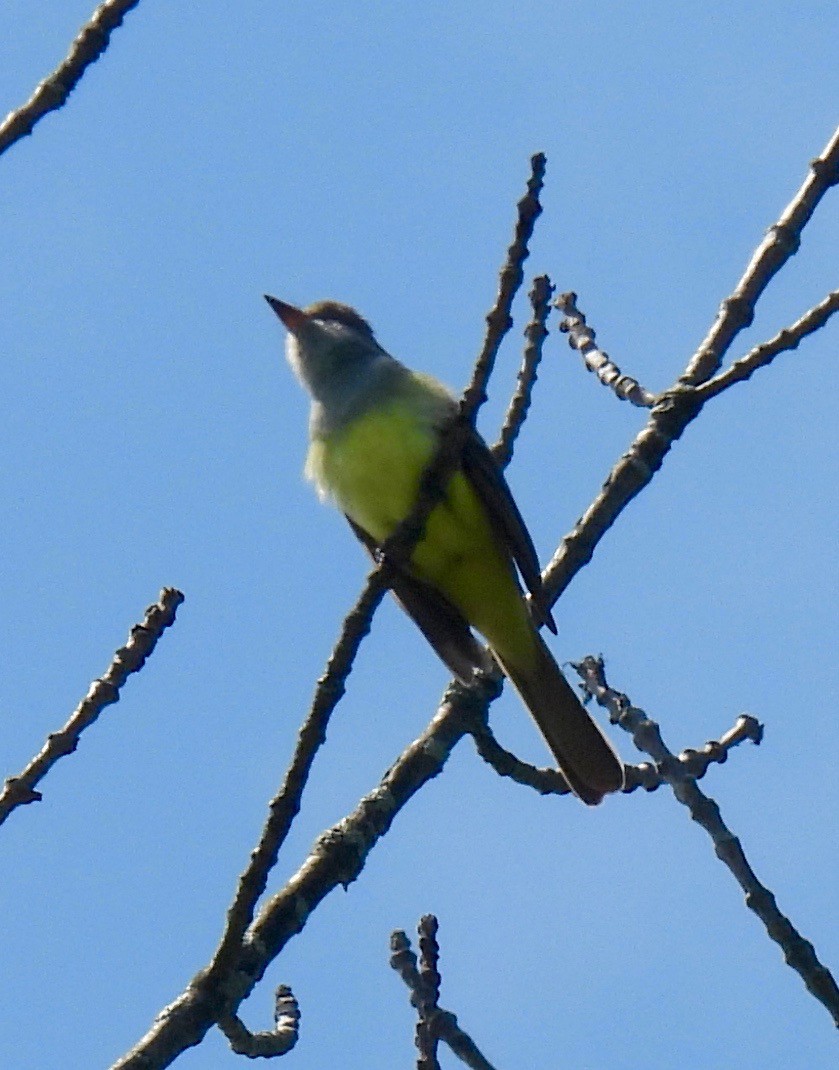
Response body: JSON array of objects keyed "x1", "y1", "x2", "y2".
[
  {"x1": 460, "y1": 429, "x2": 557, "y2": 634},
  {"x1": 346, "y1": 516, "x2": 493, "y2": 684}
]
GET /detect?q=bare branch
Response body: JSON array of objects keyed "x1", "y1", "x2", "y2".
[
  {"x1": 682, "y1": 124, "x2": 839, "y2": 386},
  {"x1": 207, "y1": 577, "x2": 388, "y2": 978},
  {"x1": 110, "y1": 155, "x2": 552, "y2": 1068},
  {"x1": 110, "y1": 678, "x2": 495, "y2": 1069},
  {"x1": 386, "y1": 152, "x2": 548, "y2": 568},
  {"x1": 697, "y1": 290, "x2": 839, "y2": 401},
  {"x1": 217, "y1": 985, "x2": 300, "y2": 1059},
  {"x1": 390, "y1": 922, "x2": 499, "y2": 1070},
  {"x1": 492, "y1": 274, "x2": 555, "y2": 468},
  {"x1": 462, "y1": 153, "x2": 547, "y2": 418},
  {"x1": 542, "y1": 380, "x2": 705, "y2": 603},
  {"x1": 554, "y1": 291, "x2": 657, "y2": 407},
  {"x1": 543, "y1": 125, "x2": 839, "y2": 606},
  {"x1": 0, "y1": 0, "x2": 142, "y2": 159},
  {"x1": 471, "y1": 707, "x2": 760, "y2": 797},
  {"x1": 0, "y1": 587, "x2": 184, "y2": 827},
  {"x1": 575, "y1": 655, "x2": 839, "y2": 1028}
]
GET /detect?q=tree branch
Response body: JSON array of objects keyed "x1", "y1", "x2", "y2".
[
  {"x1": 0, "y1": 0, "x2": 142, "y2": 158},
  {"x1": 390, "y1": 920, "x2": 498, "y2": 1070},
  {"x1": 385, "y1": 152, "x2": 547, "y2": 567},
  {"x1": 681, "y1": 124, "x2": 839, "y2": 386},
  {"x1": 461, "y1": 152, "x2": 546, "y2": 418},
  {"x1": 697, "y1": 290, "x2": 839, "y2": 401},
  {"x1": 117, "y1": 182, "x2": 549, "y2": 1046},
  {"x1": 207, "y1": 577, "x2": 387, "y2": 977},
  {"x1": 542, "y1": 128, "x2": 839, "y2": 607},
  {"x1": 492, "y1": 274, "x2": 555, "y2": 468},
  {"x1": 575, "y1": 655, "x2": 839, "y2": 1028},
  {"x1": 110, "y1": 678, "x2": 495, "y2": 1069},
  {"x1": 554, "y1": 291, "x2": 657, "y2": 407},
  {"x1": 0, "y1": 587, "x2": 184, "y2": 827}
]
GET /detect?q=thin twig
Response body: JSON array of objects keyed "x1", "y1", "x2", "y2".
[
  {"x1": 384, "y1": 152, "x2": 547, "y2": 567},
  {"x1": 218, "y1": 985, "x2": 300, "y2": 1058},
  {"x1": 110, "y1": 679, "x2": 494, "y2": 1070},
  {"x1": 415, "y1": 915, "x2": 442, "y2": 1070},
  {"x1": 554, "y1": 291, "x2": 657, "y2": 407},
  {"x1": 391, "y1": 924, "x2": 499, "y2": 1070},
  {"x1": 492, "y1": 274, "x2": 555, "y2": 468},
  {"x1": 576, "y1": 655, "x2": 839, "y2": 1028},
  {"x1": 697, "y1": 290, "x2": 839, "y2": 401},
  {"x1": 462, "y1": 152, "x2": 547, "y2": 418},
  {"x1": 543, "y1": 125, "x2": 839, "y2": 606},
  {"x1": 471, "y1": 712, "x2": 761, "y2": 797},
  {"x1": 682, "y1": 124, "x2": 839, "y2": 386},
  {"x1": 0, "y1": 0, "x2": 142, "y2": 158},
  {"x1": 0, "y1": 588, "x2": 184, "y2": 827},
  {"x1": 207, "y1": 576, "x2": 387, "y2": 975}
]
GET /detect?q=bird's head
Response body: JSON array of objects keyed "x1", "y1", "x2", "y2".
[{"x1": 265, "y1": 296, "x2": 387, "y2": 407}]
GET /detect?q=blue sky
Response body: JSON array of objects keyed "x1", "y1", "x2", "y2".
[{"x1": 1, "y1": 3, "x2": 837, "y2": 1067}]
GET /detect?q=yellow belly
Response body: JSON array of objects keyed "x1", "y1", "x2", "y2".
[{"x1": 306, "y1": 401, "x2": 536, "y2": 666}]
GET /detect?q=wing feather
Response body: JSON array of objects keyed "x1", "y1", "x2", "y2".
[
  {"x1": 460, "y1": 431, "x2": 557, "y2": 633},
  {"x1": 346, "y1": 517, "x2": 494, "y2": 683}
]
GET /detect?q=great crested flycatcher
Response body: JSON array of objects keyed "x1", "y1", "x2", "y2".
[{"x1": 266, "y1": 296, "x2": 623, "y2": 804}]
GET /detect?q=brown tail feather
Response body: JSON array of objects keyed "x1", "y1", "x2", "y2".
[{"x1": 494, "y1": 633, "x2": 624, "y2": 805}]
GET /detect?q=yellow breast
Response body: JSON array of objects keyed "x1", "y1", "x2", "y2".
[{"x1": 306, "y1": 398, "x2": 534, "y2": 665}]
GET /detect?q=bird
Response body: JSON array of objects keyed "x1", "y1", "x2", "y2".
[{"x1": 265, "y1": 296, "x2": 624, "y2": 804}]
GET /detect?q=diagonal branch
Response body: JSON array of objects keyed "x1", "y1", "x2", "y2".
[
  {"x1": 554, "y1": 291, "x2": 657, "y2": 407},
  {"x1": 0, "y1": 587, "x2": 184, "y2": 828},
  {"x1": 110, "y1": 677, "x2": 494, "y2": 1070},
  {"x1": 385, "y1": 152, "x2": 547, "y2": 567},
  {"x1": 697, "y1": 290, "x2": 839, "y2": 401},
  {"x1": 207, "y1": 576, "x2": 387, "y2": 976},
  {"x1": 461, "y1": 152, "x2": 546, "y2": 418},
  {"x1": 681, "y1": 124, "x2": 839, "y2": 387},
  {"x1": 0, "y1": 0, "x2": 142, "y2": 158},
  {"x1": 542, "y1": 125, "x2": 839, "y2": 607},
  {"x1": 576, "y1": 655, "x2": 839, "y2": 1028},
  {"x1": 110, "y1": 157, "x2": 548, "y2": 1070}
]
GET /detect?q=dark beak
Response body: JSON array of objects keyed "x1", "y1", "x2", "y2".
[{"x1": 264, "y1": 295, "x2": 309, "y2": 334}]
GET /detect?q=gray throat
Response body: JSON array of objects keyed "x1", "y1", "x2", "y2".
[{"x1": 306, "y1": 350, "x2": 407, "y2": 437}]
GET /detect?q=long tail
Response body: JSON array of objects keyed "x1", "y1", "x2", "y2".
[{"x1": 493, "y1": 632, "x2": 624, "y2": 805}]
